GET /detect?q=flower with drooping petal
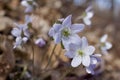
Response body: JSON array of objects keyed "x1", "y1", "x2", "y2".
[
  {"x1": 85, "y1": 54, "x2": 101, "y2": 74},
  {"x1": 82, "y1": 6, "x2": 94, "y2": 26},
  {"x1": 21, "y1": 0, "x2": 37, "y2": 13},
  {"x1": 35, "y1": 38, "x2": 46, "y2": 47},
  {"x1": 100, "y1": 34, "x2": 112, "y2": 54},
  {"x1": 48, "y1": 15, "x2": 84, "y2": 48},
  {"x1": 11, "y1": 23, "x2": 30, "y2": 48},
  {"x1": 65, "y1": 37, "x2": 95, "y2": 67}
]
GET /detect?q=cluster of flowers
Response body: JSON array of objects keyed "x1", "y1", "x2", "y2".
[
  {"x1": 11, "y1": 0, "x2": 46, "y2": 48},
  {"x1": 11, "y1": 0, "x2": 112, "y2": 75},
  {"x1": 48, "y1": 15, "x2": 101, "y2": 74}
]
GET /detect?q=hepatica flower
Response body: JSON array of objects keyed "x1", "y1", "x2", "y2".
[
  {"x1": 35, "y1": 38, "x2": 46, "y2": 47},
  {"x1": 100, "y1": 34, "x2": 112, "y2": 54},
  {"x1": 49, "y1": 15, "x2": 84, "y2": 48},
  {"x1": 82, "y1": 6, "x2": 94, "y2": 26},
  {"x1": 21, "y1": 0, "x2": 37, "y2": 13},
  {"x1": 65, "y1": 37, "x2": 95, "y2": 68},
  {"x1": 85, "y1": 54, "x2": 101, "y2": 74},
  {"x1": 11, "y1": 23, "x2": 30, "y2": 48}
]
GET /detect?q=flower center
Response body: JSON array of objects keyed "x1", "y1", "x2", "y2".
[
  {"x1": 78, "y1": 50, "x2": 84, "y2": 56},
  {"x1": 21, "y1": 31, "x2": 24, "y2": 38},
  {"x1": 62, "y1": 28, "x2": 70, "y2": 37},
  {"x1": 101, "y1": 43, "x2": 105, "y2": 47},
  {"x1": 82, "y1": 12, "x2": 87, "y2": 17}
]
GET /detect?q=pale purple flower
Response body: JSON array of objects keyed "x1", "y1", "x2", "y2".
[
  {"x1": 25, "y1": 15, "x2": 32, "y2": 24},
  {"x1": 85, "y1": 54, "x2": 101, "y2": 74},
  {"x1": 83, "y1": 6, "x2": 94, "y2": 26},
  {"x1": 48, "y1": 15, "x2": 84, "y2": 48},
  {"x1": 35, "y1": 38, "x2": 46, "y2": 47},
  {"x1": 21, "y1": 0, "x2": 37, "y2": 13},
  {"x1": 11, "y1": 23, "x2": 30, "y2": 48},
  {"x1": 73, "y1": 0, "x2": 86, "y2": 6},
  {"x1": 100, "y1": 34, "x2": 112, "y2": 54},
  {"x1": 65, "y1": 37, "x2": 95, "y2": 67}
]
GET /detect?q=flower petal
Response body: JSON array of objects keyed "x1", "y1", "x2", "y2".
[
  {"x1": 81, "y1": 37, "x2": 88, "y2": 49},
  {"x1": 65, "y1": 51, "x2": 75, "y2": 58},
  {"x1": 25, "y1": 15, "x2": 32, "y2": 24},
  {"x1": 71, "y1": 24, "x2": 84, "y2": 33},
  {"x1": 84, "y1": 46, "x2": 95, "y2": 55},
  {"x1": 82, "y1": 55, "x2": 90, "y2": 67},
  {"x1": 86, "y1": 65, "x2": 95, "y2": 74},
  {"x1": 48, "y1": 28, "x2": 55, "y2": 37},
  {"x1": 62, "y1": 15, "x2": 72, "y2": 27},
  {"x1": 105, "y1": 42, "x2": 112, "y2": 49},
  {"x1": 86, "y1": 12, "x2": 94, "y2": 18},
  {"x1": 53, "y1": 23, "x2": 62, "y2": 32},
  {"x1": 83, "y1": 18, "x2": 91, "y2": 25},
  {"x1": 22, "y1": 37, "x2": 28, "y2": 43},
  {"x1": 14, "y1": 37, "x2": 22, "y2": 48},
  {"x1": 69, "y1": 34, "x2": 81, "y2": 45},
  {"x1": 100, "y1": 34, "x2": 108, "y2": 43},
  {"x1": 71, "y1": 55, "x2": 82, "y2": 67},
  {"x1": 11, "y1": 28, "x2": 21, "y2": 37},
  {"x1": 54, "y1": 33, "x2": 61, "y2": 44}
]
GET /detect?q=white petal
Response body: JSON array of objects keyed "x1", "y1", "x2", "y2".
[
  {"x1": 11, "y1": 28, "x2": 21, "y2": 37},
  {"x1": 86, "y1": 12, "x2": 94, "y2": 18},
  {"x1": 83, "y1": 18, "x2": 91, "y2": 25},
  {"x1": 105, "y1": 42, "x2": 112, "y2": 49},
  {"x1": 14, "y1": 37, "x2": 22, "y2": 48},
  {"x1": 84, "y1": 46, "x2": 95, "y2": 55},
  {"x1": 71, "y1": 55, "x2": 82, "y2": 67},
  {"x1": 22, "y1": 37, "x2": 28, "y2": 43},
  {"x1": 62, "y1": 15, "x2": 72, "y2": 27},
  {"x1": 21, "y1": 1, "x2": 30, "y2": 7},
  {"x1": 71, "y1": 24, "x2": 84, "y2": 33},
  {"x1": 82, "y1": 55, "x2": 90, "y2": 67},
  {"x1": 100, "y1": 34, "x2": 108, "y2": 43},
  {"x1": 81, "y1": 37, "x2": 88, "y2": 49}
]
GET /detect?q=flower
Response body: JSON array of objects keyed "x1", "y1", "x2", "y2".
[
  {"x1": 25, "y1": 15, "x2": 32, "y2": 24},
  {"x1": 21, "y1": 0, "x2": 37, "y2": 13},
  {"x1": 11, "y1": 23, "x2": 30, "y2": 48},
  {"x1": 48, "y1": 15, "x2": 84, "y2": 48},
  {"x1": 100, "y1": 34, "x2": 112, "y2": 54},
  {"x1": 82, "y1": 6, "x2": 94, "y2": 26},
  {"x1": 65, "y1": 37, "x2": 95, "y2": 67},
  {"x1": 35, "y1": 38, "x2": 46, "y2": 47},
  {"x1": 73, "y1": 0, "x2": 86, "y2": 6},
  {"x1": 85, "y1": 54, "x2": 101, "y2": 74}
]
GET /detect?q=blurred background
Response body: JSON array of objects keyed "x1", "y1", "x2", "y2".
[{"x1": 0, "y1": 0, "x2": 120, "y2": 80}]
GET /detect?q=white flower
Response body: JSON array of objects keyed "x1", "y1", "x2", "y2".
[
  {"x1": 49, "y1": 15, "x2": 84, "y2": 49},
  {"x1": 65, "y1": 37, "x2": 95, "y2": 67},
  {"x1": 21, "y1": 0, "x2": 37, "y2": 13},
  {"x1": 11, "y1": 23, "x2": 30, "y2": 48},
  {"x1": 83, "y1": 6, "x2": 94, "y2": 26},
  {"x1": 100, "y1": 34, "x2": 112, "y2": 54}
]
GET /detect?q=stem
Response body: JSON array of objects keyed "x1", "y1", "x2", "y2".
[
  {"x1": 44, "y1": 44, "x2": 57, "y2": 69},
  {"x1": 31, "y1": 39, "x2": 35, "y2": 78}
]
